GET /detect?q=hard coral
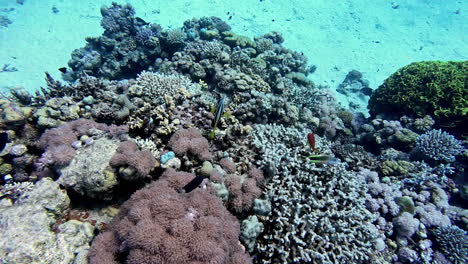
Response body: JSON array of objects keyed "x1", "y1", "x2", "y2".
[
  {"x1": 88, "y1": 169, "x2": 251, "y2": 264},
  {"x1": 414, "y1": 129, "x2": 464, "y2": 163},
  {"x1": 100, "y1": 2, "x2": 135, "y2": 34},
  {"x1": 368, "y1": 61, "x2": 467, "y2": 134},
  {"x1": 168, "y1": 128, "x2": 212, "y2": 161},
  {"x1": 128, "y1": 71, "x2": 199, "y2": 105},
  {"x1": 432, "y1": 225, "x2": 468, "y2": 264}
]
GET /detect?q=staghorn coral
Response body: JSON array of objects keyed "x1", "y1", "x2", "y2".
[
  {"x1": 432, "y1": 225, "x2": 468, "y2": 264},
  {"x1": 414, "y1": 129, "x2": 464, "y2": 163},
  {"x1": 252, "y1": 124, "x2": 379, "y2": 264},
  {"x1": 88, "y1": 168, "x2": 251, "y2": 264}
]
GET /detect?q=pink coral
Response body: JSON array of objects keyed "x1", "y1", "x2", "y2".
[
  {"x1": 219, "y1": 158, "x2": 236, "y2": 173},
  {"x1": 110, "y1": 141, "x2": 155, "y2": 179},
  {"x1": 248, "y1": 167, "x2": 265, "y2": 185},
  {"x1": 209, "y1": 170, "x2": 224, "y2": 183},
  {"x1": 225, "y1": 174, "x2": 262, "y2": 213},
  {"x1": 88, "y1": 168, "x2": 251, "y2": 264},
  {"x1": 37, "y1": 118, "x2": 127, "y2": 167},
  {"x1": 168, "y1": 128, "x2": 212, "y2": 160}
]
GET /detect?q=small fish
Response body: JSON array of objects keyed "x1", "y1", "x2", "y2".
[
  {"x1": 307, "y1": 133, "x2": 316, "y2": 152},
  {"x1": 209, "y1": 96, "x2": 225, "y2": 139},
  {"x1": 0, "y1": 132, "x2": 8, "y2": 152},
  {"x1": 58, "y1": 67, "x2": 67, "y2": 73},
  {"x1": 135, "y1": 17, "x2": 149, "y2": 25},
  {"x1": 181, "y1": 175, "x2": 205, "y2": 193},
  {"x1": 306, "y1": 154, "x2": 330, "y2": 164},
  {"x1": 360, "y1": 87, "x2": 373, "y2": 96}
]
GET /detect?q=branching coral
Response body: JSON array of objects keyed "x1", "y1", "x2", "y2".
[
  {"x1": 128, "y1": 71, "x2": 200, "y2": 105},
  {"x1": 252, "y1": 124, "x2": 378, "y2": 264},
  {"x1": 415, "y1": 129, "x2": 464, "y2": 162},
  {"x1": 432, "y1": 225, "x2": 468, "y2": 264},
  {"x1": 414, "y1": 129, "x2": 464, "y2": 163}
]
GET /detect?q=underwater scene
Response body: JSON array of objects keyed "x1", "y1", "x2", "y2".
[{"x1": 0, "y1": 0, "x2": 467, "y2": 263}]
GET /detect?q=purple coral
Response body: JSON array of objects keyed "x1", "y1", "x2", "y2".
[
  {"x1": 100, "y1": 2, "x2": 135, "y2": 34},
  {"x1": 109, "y1": 141, "x2": 155, "y2": 179},
  {"x1": 168, "y1": 128, "x2": 212, "y2": 160},
  {"x1": 225, "y1": 174, "x2": 262, "y2": 213},
  {"x1": 392, "y1": 212, "x2": 420, "y2": 238},
  {"x1": 37, "y1": 119, "x2": 127, "y2": 167},
  {"x1": 88, "y1": 168, "x2": 251, "y2": 264},
  {"x1": 432, "y1": 225, "x2": 468, "y2": 264},
  {"x1": 414, "y1": 129, "x2": 464, "y2": 163}
]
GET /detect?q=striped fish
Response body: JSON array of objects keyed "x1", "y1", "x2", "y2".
[{"x1": 209, "y1": 96, "x2": 225, "y2": 139}]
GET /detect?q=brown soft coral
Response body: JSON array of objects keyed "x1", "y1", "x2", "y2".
[
  {"x1": 88, "y1": 168, "x2": 251, "y2": 264},
  {"x1": 109, "y1": 141, "x2": 155, "y2": 180},
  {"x1": 168, "y1": 128, "x2": 212, "y2": 160}
]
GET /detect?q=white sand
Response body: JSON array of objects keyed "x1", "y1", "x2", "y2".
[{"x1": 0, "y1": 0, "x2": 466, "y2": 110}]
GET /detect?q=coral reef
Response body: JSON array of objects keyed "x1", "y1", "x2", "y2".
[
  {"x1": 251, "y1": 124, "x2": 379, "y2": 263},
  {"x1": 432, "y1": 225, "x2": 468, "y2": 264},
  {"x1": 1, "y1": 3, "x2": 467, "y2": 264},
  {"x1": 168, "y1": 128, "x2": 212, "y2": 161}
]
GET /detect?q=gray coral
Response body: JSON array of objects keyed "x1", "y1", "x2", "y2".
[
  {"x1": 128, "y1": 71, "x2": 200, "y2": 105},
  {"x1": 415, "y1": 129, "x2": 464, "y2": 162},
  {"x1": 252, "y1": 124, "x2": 379, "y2": 264},
  {"x1": 432, "y1": 225, "x2": 468, "y2": 264}
]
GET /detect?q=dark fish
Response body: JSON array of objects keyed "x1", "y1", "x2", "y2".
[
  {"x1": 182, "y1": 175, "x2": 205, "y2": 193},
  {"x1": 58, "y1": 67, "x2": 67, "y2": 73},
  {"x1": 209, "y1": 96, "x2": 225, "y2": 139},
  {"x1": 360, "y1": 87, "x2": 373, "y2": 96},
  {"x1": 0, "y1": 132, "x2": 8, "y2": 152},
  {"x1": 135, "y1": 17, "x2": 148, "y2": 25}
]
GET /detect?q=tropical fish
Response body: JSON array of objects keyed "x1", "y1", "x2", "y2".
[
  {"x1": 181, "y1": 175, "x2": 205, "y2": 193},
  {"x1": 209, "y1": 96, "x2": 225, "y2": 139},
  {"x1": 307, "y1": 133, "x2": 316, "y2": 152},
  {"x1": 0, "y1": 132, "x2": 8, "y2": 152},
  {"x1": 306, "y1": 154, "x2": 331, "y2": 164}
]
